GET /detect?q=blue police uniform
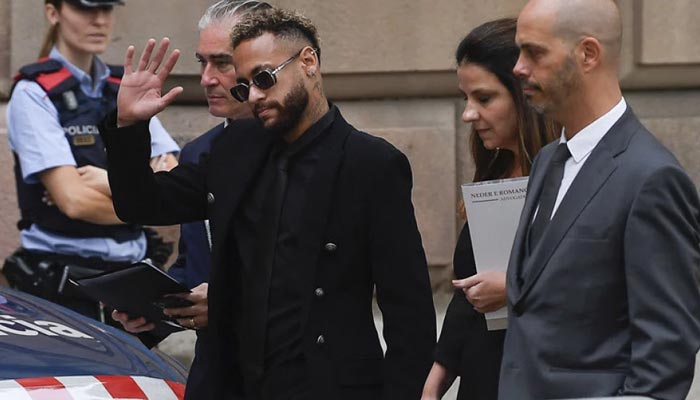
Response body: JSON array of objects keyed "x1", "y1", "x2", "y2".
[
  {"x1": 4, "y1": 47, "x2": 179, "y2": 319},
  {"x1": 8, "y1": 48, "x2": 179, "y2": 261}
]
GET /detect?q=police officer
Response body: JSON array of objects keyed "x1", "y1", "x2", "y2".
[{"x1": 4, "y1": 0, "x2": 179, "y2": 322}]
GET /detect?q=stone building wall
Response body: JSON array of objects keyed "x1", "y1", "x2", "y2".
[{"x1": 0, "y1": 0, "x2": 698, "y2": 289}]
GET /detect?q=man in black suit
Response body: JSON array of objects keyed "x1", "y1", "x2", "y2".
[
  {"x1": 499, "y1": 0, "x2": 700, "y2": 399},
  {"x1": 100, "y1": 6, "x2": 435, "y2": 400}
]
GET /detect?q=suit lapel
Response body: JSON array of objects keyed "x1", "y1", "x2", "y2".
[
  {"x1": 295, "y1": 110, "x2": 351, "y2": 285},
  {"x1": 507, "y1": 144, "x2": 552, "y2": 303},
  {"x1": 513, "y1": 108, "x2": 641, "y2": 309},
  {"x1": 214, "y1": 120, "x2": 274, "y2": 237},
  {"x1": 208, "y1": 119, "x2": 272, "y2": 313},
  {"x1": 514, "y1": 145, "x2": 617, "y2": 306},
  {"x1": 292, "y1": 111, "x2": 352, "y2": 335}
]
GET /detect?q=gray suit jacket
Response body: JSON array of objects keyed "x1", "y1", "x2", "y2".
[{"x1": 498, "y1": 107, "x2": 700, "y2": 400}]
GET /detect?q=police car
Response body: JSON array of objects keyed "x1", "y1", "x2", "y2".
[{"x1": 0, "y1": 286, "x2": 187, "y2": 399}]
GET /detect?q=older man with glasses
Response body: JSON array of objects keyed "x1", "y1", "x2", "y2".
[{"x1": 99, "y1": 5, "x2": 436, "y2": 400}]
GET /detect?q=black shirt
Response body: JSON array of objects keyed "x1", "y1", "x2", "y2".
[{"x1": 233, "y1": 105, "x2": 336, "y2": 393}]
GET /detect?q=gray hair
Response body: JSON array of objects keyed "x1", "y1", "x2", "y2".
[{"x1": 197, "y1": 0, "x2": 272, "y2": 31}]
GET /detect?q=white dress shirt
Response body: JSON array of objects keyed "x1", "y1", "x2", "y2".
[{"x1": 549, "y1": 97, "x2": 627, "y2": 218}]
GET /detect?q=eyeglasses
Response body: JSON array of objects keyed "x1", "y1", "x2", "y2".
[{"x1": 230, "y1": 48, "x2": 309, "y2": 103}]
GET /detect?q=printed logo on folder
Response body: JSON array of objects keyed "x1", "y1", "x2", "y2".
[{"x1": 461, "y1": 177, "x2": 528, "y2": 330}]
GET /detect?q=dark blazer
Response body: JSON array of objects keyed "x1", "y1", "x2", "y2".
[
  {"x1": 434, "y1": 223, "x2": 505, "y2": 400},
  {"x1": 435, "y1": 222, "x2": 506, "y2": 400},
  {"x1": 101, "y1": 108, "x2": 436, "y2": 400},
  {"x1": 499, "y1": 107, "x2": 700, "y2": 400}
]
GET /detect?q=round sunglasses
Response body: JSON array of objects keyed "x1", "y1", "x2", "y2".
[{"x1": 230, "y1": 47, "x2": 316, "y2": 103}]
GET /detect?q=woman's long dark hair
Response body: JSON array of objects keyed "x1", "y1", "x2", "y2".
[{"x1": 456, "y1": 18, "x2": 558, "y2": 182}]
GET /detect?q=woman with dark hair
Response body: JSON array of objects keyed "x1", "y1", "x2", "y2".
[
  {"x1": 422, "y1": 18, "x2": 557, "y2": 400},
  {"x1": 4, "y1": 0, "x2": 179, "y2": 322}
]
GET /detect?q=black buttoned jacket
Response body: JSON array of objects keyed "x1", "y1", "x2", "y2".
[{"x1": 100, "y1": 108, "x2": 436, "y2": 400}]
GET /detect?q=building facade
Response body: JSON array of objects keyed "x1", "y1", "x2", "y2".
[{"x1": 0, "y1": 0, "x2": 699, "y2": 289}]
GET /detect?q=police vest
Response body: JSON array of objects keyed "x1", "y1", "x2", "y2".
[{"x1": 11, "y1": 58, "x2": 142, "y2": 242}]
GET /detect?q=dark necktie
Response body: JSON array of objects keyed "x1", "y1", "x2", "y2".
[
  {"x1": 528, "y1": 143, "x2": 571, "y2": 251},
  {"x1": 249, "y1": 152, "x2": 289, "y2": 372},
  {"x1": 258, "y1": 153, "x2": 289, "y2": 305},
  {"x1": 256, "y1": 151, "x2": 289, "y2": 286},
  {"x1": 264, "y1": 153, "x2": 289, "y2": 271}
]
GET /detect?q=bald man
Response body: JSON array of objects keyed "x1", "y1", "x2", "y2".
[{"x1": 499, "y1": 0, "x2": 700, "y2": 398}]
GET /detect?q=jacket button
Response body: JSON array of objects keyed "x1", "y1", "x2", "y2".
[
  {"x1": 316, "y1": 335, "x2": 325, "y2": 345},
  {"x1": 207, "y1": 192, "x2": 215, "y2": 204},
  {"x1": 323, "y1": 242, "x2": 337, "y2": 252},
  {"x1": 314, "y1": 288, "x2": 324, "y2": 298}
]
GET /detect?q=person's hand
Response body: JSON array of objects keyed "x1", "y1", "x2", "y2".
[
  {"x1": 117, "y1": 38, "x2": 183, "y2": 127},
  {"x1": 457, "y1": 199, "x2": 467, "y2": 220},
  {"x1": 111, "y1": 310, "x2": 156, "y2": 333},
  {"x1": 149, "y1": 153, "x2": 178, "y2": 172},
  {"x1": 421, "y1": 362, "x2": 454, "y2": 400},
  {"x1": 452, "y1": 271, "x2": 507, "y2": 313},
  {"x1": 163, "y1": 282, "x2": 208, "y2": 330},
  {"x1": 77, "y1": 165, "x2": 111, "y2": 196}
]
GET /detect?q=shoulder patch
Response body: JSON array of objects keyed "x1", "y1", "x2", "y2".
[
  {"x1": 16, "y1": 59, "x2": 62, "y2": 80},
  {"x1": 14, "y1": 59, "x2": 78, "y2": 96},
  {"x1": 35, "y1": 68, "x2": 77, "y2": 95}
]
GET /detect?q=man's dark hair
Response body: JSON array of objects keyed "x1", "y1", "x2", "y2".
[{"x1": 230, "y1": 7, "x2": 321, "y2": 63}]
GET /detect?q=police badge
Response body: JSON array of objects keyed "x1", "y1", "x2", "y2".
[{"x1": 62, "y1": 90, "x2": 79, "y2": 111}]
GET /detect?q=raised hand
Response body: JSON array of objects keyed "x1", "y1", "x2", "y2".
[{"x1": 117, "y1": 38, "x2": 183, "y2": 127}]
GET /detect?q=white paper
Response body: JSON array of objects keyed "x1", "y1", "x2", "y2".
[{"x1": 461, "y1": 177, "x2": 528, "y2": 330}]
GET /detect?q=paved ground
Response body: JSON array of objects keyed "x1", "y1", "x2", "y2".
[{"x1": 158, "y1": 290, "x2": 700, "y2": 400}]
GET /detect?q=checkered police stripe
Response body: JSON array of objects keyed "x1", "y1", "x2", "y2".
[{"x1": 0, "y1": 375, "x2": 185, "y2": 399}]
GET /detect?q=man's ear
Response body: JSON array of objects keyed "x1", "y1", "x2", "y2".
[
  {"x1": 300, "y1": 46, "x2": 318, "y2": 77},
  {"x1": 578, "y1": 37, "x2": 602, "y2": 73}
]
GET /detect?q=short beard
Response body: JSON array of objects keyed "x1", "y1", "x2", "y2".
[
  {"x1": 536, "y1": 55, "x2": 581, "y2": 115},
  {"x1": 257, "y1": 80, "x2": 309, "y2": 137},
  {"x1": 530, "y1": 101, "x2": 547, "y2": 115},
  {"x1": 526, "y1": 56, "x2": 581, "y2": 115}
]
